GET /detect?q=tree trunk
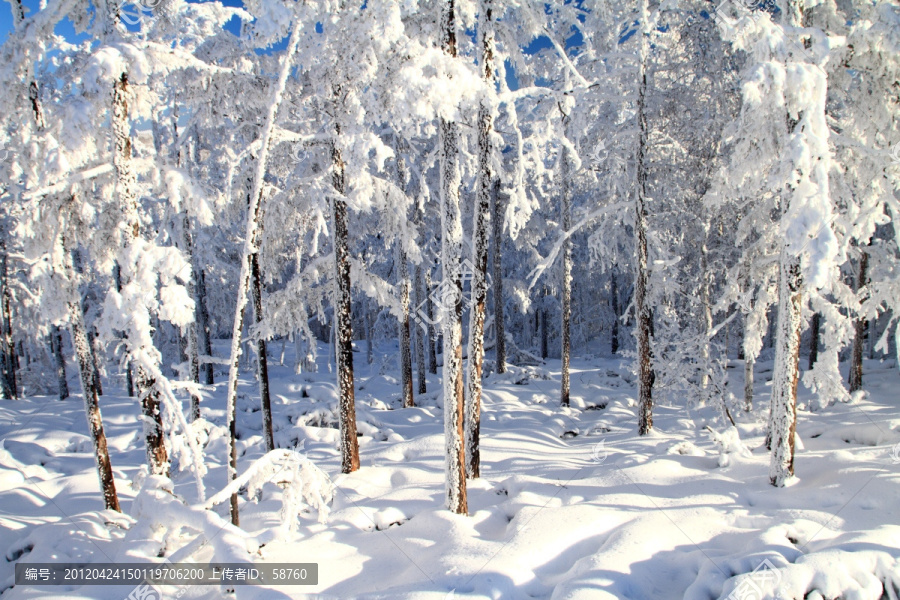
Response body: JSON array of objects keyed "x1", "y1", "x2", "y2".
[
  {"x1": 439, "y1": 0, "x2": 467, "y2": 515},
  {"x1": 69, "y1": 298, "x2": 120, "y2": 511},
  {"x1": 425, "y1": 270, "x2": 438, "y2": 375},
  {"x1": 611, "y1": 272, "x2": 620, "y2": 355},
  {"x1": 808, "y1": 312, "x2": 820, "y2": 370},
  {"x1": 88, "y1": 327, "x2": 103, "y2": 396},
  {"x1": 332, "y1": 141, "x2": 360, "y2": 474},
  {"x1": 744, "y1": 355, "x2": 754, "y2": 412},
  {"x1": 491, "y1": 182, "x2": 506, "y2": 374},
  {"x1": 399, "y1": 250, "x2": 415, "y2": 407},
  {"x1": 51, "y1": 325, "x2": 69, "y2": 400},
  {"x1": 560, "y1": 117, "x2": 572, "y2": 408},
  {"x1": 180, "y1": 215, "x2": 202, "y2": 420},
  {"x1": 365, "y1": 298, "x2": 374, "y2": 366},
  {"x1": 769, "y1": 254, "x2": 803, "y2": 486},
  {"x1": 849, "y1": 250, "x2": 868, "y2": 393},
  {"x1": 635, "y1": 0, "x2": 653, "y2": 435},
  {"x1": 250, "y1": 252, "x2": 274, "y2": 452},
  {"x1": 197, "y1": 269, "x2": 214, "y2": 386},
  {"x1": 540, "y1": 302, "x2": 549, "y2": 360},
  {"x1": 0, "y1": 244, "x2": 16, "y2": 399},
  {"x1": 465, "y1": 5, "x2": 495, "y2": 477},
  {"x1": 221, "y1": 21, "x2": 301, "y2": 526},
  {"x1": 395, "y1": 140, "x2": 415, "y2": 408},
  {"x1": 699, "y1": 240, "x2": 712, "y2": 404},
  {"x1": 414, "y1": 265, "x2": 427, "y2": 394}
]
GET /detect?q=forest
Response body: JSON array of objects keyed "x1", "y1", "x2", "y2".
[{"x1": 0, "y1": 0, "x2": 898, "y2": 598}]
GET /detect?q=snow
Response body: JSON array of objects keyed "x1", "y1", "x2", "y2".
[{"x1": 1, "y1": 344, "x2": 898, "y2": 599}]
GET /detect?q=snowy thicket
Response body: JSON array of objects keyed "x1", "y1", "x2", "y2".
[{"x1": 0, "y1": 0, "x2": 897, "y2": 564}]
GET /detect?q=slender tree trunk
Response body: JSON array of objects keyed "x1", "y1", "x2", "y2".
[
  {"x1": 425, "y1": 270, "x2": 438, "y2": 375},
  {"x1": 491, "y1": 182, "x2": 506, "y2": 374},
  {"x1": 179, "y1": 215, "x2": 202, "y2": 420},
  {"x1": 197, "y1": 269, "x2": 214, "y2": 386},
  {"x1": 51, "y1": 325, "x2": 69, "y2": 400},
  {"x1": 635, "y1": 0, "x2": 653, "y2": 435},
  {"x1": 849, "y1": 250, "x2": 868, "y2": 393},
  {"x1": 0, "y1": 244, "x2": 16, "y2": 399},
  {"x1": 365, "y1": 298, "x2": 374, "y2": 366},
  {"x1": 540, "y1": 302, "x2": 549, "y2": 360},
  {"x1": 332, "y1": 141, "x2": 360, "y2": 474},
  {"x1": 439, "y1": 0, "x2": 467, "y2": 515},
  {"x1": 69, "y1": 297, "x2": 120, "y2": 511},
  {"x1": 560, "y1": 119, "x2": 572, "y2": 408},
  {"x1": 113, "y1": 72, "x2": 168, "y2": 475},
  {"x1": 769, "y1": 253, "x2": 803, "y2": 486},
  {"x1": 744, "y1": 355, "x2": 754, "y2": 412},
  {"x1": 88, "y1": 327, "x2": 103, "y2": 396},
  {"x1": 395, "y1": 141, "x2": 415, "y2": 408},
  {"x1": 222, "y1": 22, "x2": 301, "y2": 526},
  {"x1": 699, "y1": 240, "x2": 712, "y2": 404},
  {"x1": 399, "y1": 250, "x2": 415, "y2": 407},
  {"x1": 465, "y1": 3, "x2": 495, "y2": 478},
  {"x1": 808, "y1": 312, "x2": 820, "y2": 370},
  {"x1": 611, "y1": 272, "x2": 620, "y2": 355},
  {"x1": 250, "y1": 252, "x2": 274, "y2": 452},
  {"x1": 414, "y1": 265, "x2": 427, "y2": 394}
]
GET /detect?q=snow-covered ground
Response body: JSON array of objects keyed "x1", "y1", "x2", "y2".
[{"x1": 1, "y1": 344, "x2": 898, "y2": 599}]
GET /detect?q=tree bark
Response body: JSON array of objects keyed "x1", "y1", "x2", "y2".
[
  {"x1": 744, "y1": 355, "x2": 754, "y2": 412},
  {"x1": 395, "y1": 141, "x2": 415, "y2": 408},
  {"x1": 413, "y1": 265, "x2": 427, "y2": 394},
  {"x1": 0, "y1": 244, "x2": 16, "y2": 399},
  {"x1": 250, "y1": 252, "x2": 274, "y2": 452},
  {"x1": 425, "y1": 270, "x2": 438, "y2": 375},
  {"x1": 808, "y1": 312, "x2": 820, "y2": 370},
  {"x1": 849, "y1": 251, "x2": 867, "y2": 393},
  {"x1": 635, "y1": 0, "x2": 653, "y2": 435},
  {"x1": 197, "y1": 269, "x2": 214, "y2": 386},
  {"x1": 491, "y1": 182, "x2": 506, "y2": 374},
  {"x1": 439, "y1": 0, "x2": 467, "y2": 515},
  {"x1": 465, "y1": 2, "x2": 495, "y2": 477},
  {"x1": 699, "y1": 240, "x2": 712, "y2": 404},
  {"x1": 88, "y1": 327, "x2": 103, "y2": 396},
  {"x1": 560, "y1": 116, "x2": 572, "y2": 408},
  {"x1": 69, "y1": 298, "x2": 120, "y2": 511},
  {"x1": 51, "y1": 325, "x2": 69, "y2": 400},
  {"x1": 611, "y1": 272, "x2": 620, "y2": 355},
  {"x1": 180, "y1": 215, "x2": 202, "y2": 420},
  {"x1": 332, "y1": 140, "x2": 360, "y2": 474},
  {"x1": 769, "y1": 254, "x2": 803, "y2": 487}
]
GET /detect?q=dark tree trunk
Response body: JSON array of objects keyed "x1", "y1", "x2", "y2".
[
  {"x1": 51, "y1": 325, "x2": 69, "y2": 400},
  {"x1": 414, "y1": 266, "x2": 427, "y2": 394},
  {"x1": 491, "y1": 182, "x2": 506, "y2": 374},
  {"x1": 181, "y1": 215, "x2": 201, "y2": 420},
  {"x1": 540, "y1": 301, "x2": 549, "y2": 360},
  {"x1": 808, "y1": 312, "x2": 820, "y2": 370},
  {"x1": 560, "y1": 116, "x2": 572, "y2": 407},
  {"x1": 849, "y1": 251, "x2": 868, "y2": 393},
  {"x1": 0, "y1": 246, "x2": 18, "y2": 399},
  {"x1": 87, "y1": 328, "x2": 103, "y2": 396},
  {"x1": 611, "y1": 272, "x2": 620, "y2": 355},
  {"x1": 332, "y1": 142, "x2": 360, "y2": 474},
  {"x1": 635, "y1": 7, "x2": 653, "y2": 435},
  {"x1": 197, "y1": 269, "x2": 214, "y2": 386},
  {"x1": 69, "y1": 298, "x2": 120, "y2": 511},
  {"x1": 395, "y1": 141, "x2": 415, "y2": 408},
  {"x1": 439, "y1": 0, "x2": 467, "y2": 515},
  {"x1": 425, "y1": 270, "x2": 438, "y2": 375},
  {"x1": 114, "y1": 265, "x2": 135, "y2": 398},
  {"x1": 250, "y1": 252, "x2": 274, "y2": 451}
]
